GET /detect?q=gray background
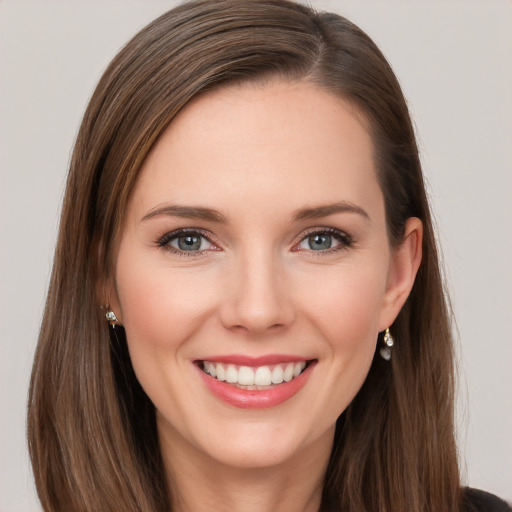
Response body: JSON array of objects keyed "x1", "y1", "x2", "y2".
[{"x1": 1, "y1": 1, "x2": 511, "y2": 510}]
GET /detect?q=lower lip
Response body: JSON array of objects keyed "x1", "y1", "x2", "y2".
[{"x1": 196, "y1": 362, "x2": 316, "y2": 409}]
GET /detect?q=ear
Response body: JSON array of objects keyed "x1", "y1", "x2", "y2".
[
  {"x1": 96, "y1": 276, "x2": 124, "y2": 327},
  {"x1": 378, "y1": 217, "x2": 423, "y2": 331},
  {"x1": 93, "y1": 236, "x2": 123, "y2": 323}
]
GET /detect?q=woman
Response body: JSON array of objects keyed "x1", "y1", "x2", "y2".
[{"x1": 27, "y1": 1, "x2": 510, "y2": 511}]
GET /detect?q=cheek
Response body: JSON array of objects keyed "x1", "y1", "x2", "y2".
[
  {"x1": 297, "y1": 261, "x2": 388, "y2": 355},
  {"x1": 280, "y1": 263, "x2": 389, "y2": 432},
  {"x1": 114, "y1": 253, "x2": 218, "y2": 362},
  {"x1": 113, "y1": 253, "x2": 224, "y2": 413},
  {"x1": 309, "y1": 267, "x2": 386, "y2": 332}
]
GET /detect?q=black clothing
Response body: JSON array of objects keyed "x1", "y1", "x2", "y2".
[{"x1": 464, "y1": 487, "x2": 511, "y2": 512}]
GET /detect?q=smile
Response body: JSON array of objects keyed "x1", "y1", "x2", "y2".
[
  {"x1": 196, "y1": 358, "x2": 316, "y2": 408},
  {"x1": 201, "y1": 361, "x2": 308, "y2": 389}
]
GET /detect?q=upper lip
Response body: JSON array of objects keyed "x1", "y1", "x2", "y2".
[{"x1": 196, "y1": 354, "x2": 311, "y2": 366}]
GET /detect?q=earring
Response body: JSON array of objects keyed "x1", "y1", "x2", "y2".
[
  {"x1": 379, "y1": 328, "x2": 394, "y2": 361},
  {"x1": 105, "y1": 304, "x2": 122, "y2": 328}
]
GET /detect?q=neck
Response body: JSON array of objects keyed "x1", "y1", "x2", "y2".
[{"x1": 160, "y1": 425, "x2": 333, "y2": 512}]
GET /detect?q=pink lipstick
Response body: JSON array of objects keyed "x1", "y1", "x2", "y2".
[{"x1": 195, "y1": 356, "x2": 316, "y2": 408}]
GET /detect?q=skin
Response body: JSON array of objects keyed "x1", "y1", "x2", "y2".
[{"x1": 109, "y1": 80, "x2": 422, "y2": 512}]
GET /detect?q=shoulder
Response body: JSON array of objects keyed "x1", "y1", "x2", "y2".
[{"x1": 462, "y1": 487, "x2": 512, "y2": 512}]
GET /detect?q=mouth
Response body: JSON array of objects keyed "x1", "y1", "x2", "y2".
[
  {"x1": 200, "y1": 360, "x2": 309, "y2": 389},
  {"x1": 195, "y1": 358, "x2": 316, "y2": 408}
]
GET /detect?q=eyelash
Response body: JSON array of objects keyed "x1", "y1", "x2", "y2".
[
  {"x1": 157, "y1": 228, "x2": 218, "y2": 257},
  {"x1": 293, "y1": 227, "x2": 354, "y2": 256},
  {"x1": 156, "y1": 227, "x2": 354, "y2": 257}
]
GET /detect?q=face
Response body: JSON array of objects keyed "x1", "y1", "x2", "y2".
[{"x1": 111, "y1": 81, "x2": 420, "y2": 472}]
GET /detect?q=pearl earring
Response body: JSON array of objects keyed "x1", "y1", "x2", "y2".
[{"x1": 379, "y1": 328, "x2": 394, "y2": 361}]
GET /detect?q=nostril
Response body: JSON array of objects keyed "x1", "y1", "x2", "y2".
[{"x1": 217, "y1": 275, "x2": 295, "y2": 333}]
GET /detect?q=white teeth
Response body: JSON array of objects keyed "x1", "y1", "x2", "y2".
[
  {"x1": 202, "y1": 360, "x2": 309, "y2": 386},
  {"x1": 216, "y1": 364, "x2": 226, "y2": 381},
  {"x1": 254, "y1": 366, "x2": 272, "y2": 386},
  {"x1": 225, "y1": 364, "x2": 238, "y2": 383},
  {"x1": 271, "y1": 365, "x2": 284, "y2": 384},
  {"x1": 238, "y1": 366, "x2": 255, "y2": 386},
  {"x1": 283, "y1": 363, "x2": 294, "y2": 382}
]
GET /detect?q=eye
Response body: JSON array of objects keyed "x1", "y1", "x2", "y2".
[
  {"x1": 158, "y1": 229, "x2": 218, "y2": 254},
  {"x1": 295, "y1": 228, "x2": 352, "y2": 252}
]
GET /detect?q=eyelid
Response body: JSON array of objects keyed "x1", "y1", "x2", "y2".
[
  {"x1": 156, "y1": 226, "x2": 353, "y2": 256},
  {"x1": 291, "y1": 226, "x2": 353, "y2": 253},
  {"x1": 157, "y1": 228, "x2": 221, "y2": 255}
]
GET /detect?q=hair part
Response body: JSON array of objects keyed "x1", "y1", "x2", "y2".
[{"x1": 28, "y1": 1, "x2": 461, "y2": 510}]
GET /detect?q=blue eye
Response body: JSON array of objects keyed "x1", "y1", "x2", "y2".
[
  {"x1": 305, "y1": 233, "x2": 333, "y2": 251},
  {"x1": 158, "y1": 230, "x2": 215, "y2": 254},
  {"x1": 172, "y1": 233, "x2": 209, "y2": 251},
  {"x1": 296, "y1": 229, "x2": 352, "y2": 252}
]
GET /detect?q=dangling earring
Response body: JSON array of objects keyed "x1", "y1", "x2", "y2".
[
  {"x1": 105, "y1": 304, "x2": 122, "y2": 328},
  {"x1": 379, "y1": 328, "x2": 394, "y2": 361}
]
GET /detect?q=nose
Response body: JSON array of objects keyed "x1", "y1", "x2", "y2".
[{"x1": 219, "y1": 249, "x2": 295, "y2": 335}]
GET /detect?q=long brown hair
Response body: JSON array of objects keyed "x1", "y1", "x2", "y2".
[{"x1": 28, "y1": 1, "x2": 461, "y2": 510}]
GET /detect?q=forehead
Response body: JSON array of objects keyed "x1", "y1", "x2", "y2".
[{"x1": 128, "y1": 80, "x2": 382, "y2": 223}]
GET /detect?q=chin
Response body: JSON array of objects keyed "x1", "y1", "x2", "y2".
[{"x1": 197, "y1": 430, "x2": 316, "y2": 470}]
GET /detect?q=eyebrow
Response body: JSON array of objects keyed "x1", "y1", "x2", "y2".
[
  {"x1": 141, "y1": 201, "x2": 370, "y2": 224},
  {"x1": 141, "y1": 204, "x2": 228, "y2": 224},
  {"x1": 291, "y1": 201, "x2": 370, "y2": 222}
]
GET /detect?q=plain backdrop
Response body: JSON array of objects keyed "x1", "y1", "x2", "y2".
[{"x1": 1, "y1": 1, "x2": 511, "y2": 510}]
